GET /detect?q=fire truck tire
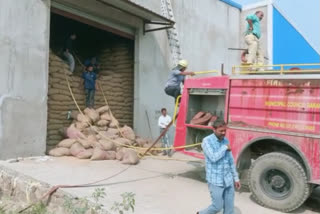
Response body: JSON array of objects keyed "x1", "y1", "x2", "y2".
[{"x1": 249, "y1": 152, "x2": 310, "y2": 212}]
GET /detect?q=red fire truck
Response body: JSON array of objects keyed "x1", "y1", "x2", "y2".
[{"x1": 173, "y1": 64, "x2": 320, "y2": 212}]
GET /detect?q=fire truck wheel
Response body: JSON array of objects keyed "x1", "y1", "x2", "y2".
[{"x1": 249, "y1": 152, "x2": 310, "y2": 212}]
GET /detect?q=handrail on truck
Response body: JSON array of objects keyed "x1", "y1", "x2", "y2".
[
  {"x1": 172, "y1": 95, "x2": 181, "y2": 126},
  {"x1": 232, "y1": 63, "x2": 320, "y2": 75}
]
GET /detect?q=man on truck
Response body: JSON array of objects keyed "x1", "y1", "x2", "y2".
[
  {"x1": 245, "y1": 11, "x2": 264, "y2": 67},
  {"x1": 164, "y1": 59, "x2": 195, "y2": 103},
  {"x1": 197, "y1": 120, "x2": 241, "y2": 214}
]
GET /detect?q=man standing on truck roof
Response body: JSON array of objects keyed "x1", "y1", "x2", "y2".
[
  {"x1": 164, "y1": 59, "x2": 195, "y2": 104},
  {"x1": 245, "y1": 11, "x2": 264, "y2": 67},
  {"x1": 197, "y1": 120, "x2": 241, "y2": 214}
]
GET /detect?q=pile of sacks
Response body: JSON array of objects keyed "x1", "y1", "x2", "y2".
[
  {"x1": 48, "y1": 105, "x2": 151, "y2": 165},
  {"x1": 47, "y1": 43, "x2": 134, "y2": 150},
  {"x1": 190, "y1": 112, "x2": 218, "y2": 126}
]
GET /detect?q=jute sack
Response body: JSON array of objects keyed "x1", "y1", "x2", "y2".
[
  {"x1": 91, "y1": 141, "x2": 103, "y2": 149},
  {"x1": 57, "y1": 139, "x2": 77, "y2": 148},
  {"x1": 77, "y1": 138, "x2": 92, "y2": 149},
  {"x1": 76, "y1": 148, "x2": 93, "y2": 159},
  {"x1": 109, "y1": 115, "x2": 120, "y2": 128},
  {"x1": 98, "y1": 131, "x2": 118, "y2": 140},
  {"x1": 98, "y1": 126, "x2": 108, "y2": 131},
  {"x1": 96, "y1": 105, "x2": 109, "y2": 114},
  {"x1": 48, "y1": 135, "x2": 63, "y2": 141},
  {"x1": 120, "y1": 125, "x2": 135, "y2": 141},
  {"x1": 88, "y1": 135, "x2": 97, "y2": 142},
  {"x1": 71, "y1": 111, "x2": 80, "y2": 120},
  {"x1": 58, "y1": 127, "x2": 68, "y2": 137},
  {"x1": 48, "y1": 129, "x2": 60, "y2": 135},
  {"x1": 48, "y1": 105, "x2": 71, "y2": 111},
  {"x1": 70, "y1": 142, "x2": 86, "y2": 156},
  {"x1": 105, "y1": 151, "x2": 116, "y2": 160},
  {"x1": 47, "y1": 139, "x2": 60, "y2": 146},
  {"x1": 48, "y1": 124, "x2": 62, "y2": 130},
  {"x1": 91, "y1": 147, "x2": 108, "y2": 160},
  {"x1": 84, "y1": 108, "x2": 100, "y2": 123},
  {"x1": 75, "y1": 122, "x2": 89, "y2": 130},
  {"x1": 105, "y1": 128, "x2": 119, "y2": 136},
  {"x1": 117, "y1": 148, "x2": 139, "y2": 165},
  {"x1": 116, "y1": 148, "x2": 125, "y2": 161},
  {"x1": 49, "y1": 147, "x2": 70, "y2": 157},
  {"x1": 50, "y1": 94, "x2": 70, "y2": 101},
  {"x1": 82, "y1": 127, "x2": 96, "y2": 136},
  {"x1": 67, "y1": 124, "x2": 86, "y2": 139},
  {"x1": 113, "y1": 138, "x2": 132, "y2": 146},
  {"x1": 96, "y1": 120, "x2": 109, "y2": 127},
  {"x1": 99, "y1": 139, "x2": 115, "y2": 151},
  {"x1": 135, "y1": 137, "x2": 148, "y2": 147},
  {"x1": 77, "y1": 114, "x2": 91, "y2": 124},
  {"x1": 100, "y1": 112, "x2": 111, "y2": 121}
]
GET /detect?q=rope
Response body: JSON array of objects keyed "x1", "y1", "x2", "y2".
[
  {"x1": 73, "y1": 53, "x2": 127, "y2": 139},
  {"x1": 96, "y1": 81, "x2": 127, "y2": 139},
  {"x1": 18, "y1": 165, "x2": 131, "y2": 213},
  {"x1": 69, "y1": 54, "x2": 205, "y2": 157},
  {"x1": 18, "y1": 53, "x2": 206, "y2": 213}
]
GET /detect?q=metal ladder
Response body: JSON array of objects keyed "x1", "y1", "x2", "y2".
[{"x1": 160, "y1": 0, "x2": 182, "y2": 66}]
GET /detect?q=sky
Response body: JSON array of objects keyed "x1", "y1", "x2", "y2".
[{"x1": 235, "y1": 0, "x2": 320, "y2": 54}]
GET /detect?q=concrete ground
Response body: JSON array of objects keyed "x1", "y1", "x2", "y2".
[{"x1": 0, "y1": 153, "x2": 319, "y2": 214}]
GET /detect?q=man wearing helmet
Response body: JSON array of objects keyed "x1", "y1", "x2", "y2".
[{"x1": 164, "y1": 59, "x2": 195, "y2": 103}]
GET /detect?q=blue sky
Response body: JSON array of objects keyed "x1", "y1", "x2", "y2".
[{"x1": 235, "y1": 0, "x2": 320, "y2": 54}]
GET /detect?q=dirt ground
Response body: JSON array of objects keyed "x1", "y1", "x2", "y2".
[{"x1": 0, "y1": 153, "x2": 319, "y2": 214}]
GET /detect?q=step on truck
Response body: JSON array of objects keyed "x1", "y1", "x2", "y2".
[{"x1": 173, "y1": 64, "x2": 320, "y2": 212}]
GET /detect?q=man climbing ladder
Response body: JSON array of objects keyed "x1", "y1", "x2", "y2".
[{"x1": 164, "y1": 60, "x2": 195, "y2": 103}]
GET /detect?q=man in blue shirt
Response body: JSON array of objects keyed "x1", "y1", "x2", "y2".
[
  {"x1": 197, "y1": 120, "x2": 241, "y2": 214},
  {"x1": 82, "y1": 64, "x2": 97, "y2": 108},
  {"x1": 84, "y1": 57, "x2": 100, "y2": 74},
  {"x1": 245, "y1": 11, "x2": 264, "y2": 66},
  {"x1": 164, "y1": 59, "x2": 195, "y2": 104}
]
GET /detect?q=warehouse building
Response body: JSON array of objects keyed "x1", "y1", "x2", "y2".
[{"x1": 0, "y1": 0, "x2": 242, "y2": 158}]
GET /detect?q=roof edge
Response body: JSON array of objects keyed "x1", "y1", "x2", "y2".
[
  {"x1": 219, "y1": 0, "x2": 242, "y2": 10},
  {"x1": 242, "y1": 0, "x2": 272, "y2": 11}
]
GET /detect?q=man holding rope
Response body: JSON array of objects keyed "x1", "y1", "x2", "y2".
[
  {"x1": 63, "y1": 33, "x2": 77, "y2": 73},
  {"x1": 164, "y1": 60, "x2": 195, "y2": 104},
  {"x1": 82, "y1": 64, "x2": 97, "y2": 108}
]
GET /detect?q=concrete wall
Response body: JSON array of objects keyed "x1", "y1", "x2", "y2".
[
  {"x1": 133, "y1": 0, "x2": 241, "y2": 139},
  {"x1": 0, "y1": 0, "x2": 50, "y2": 159},
  {"x1": 172, "y1": 0, "x2": 241, "y2": 74}
]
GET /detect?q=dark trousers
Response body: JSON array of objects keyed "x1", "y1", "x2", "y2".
[
  {"x1": 165, "y1": 86, "x2": 181, "y2": 104},
  {"x1": 85, "y1": 89, "x2": 95, "y2": 108}
]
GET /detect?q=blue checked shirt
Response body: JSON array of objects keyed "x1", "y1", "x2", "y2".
[{"x1": 202, "y1": 134, "x2": 239, "y2": 187}]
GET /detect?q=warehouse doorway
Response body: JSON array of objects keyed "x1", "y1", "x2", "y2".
[{"x1": 47, "y1": 12, "x2": 134, "y2": 151}]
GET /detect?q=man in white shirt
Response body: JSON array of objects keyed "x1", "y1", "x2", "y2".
[{"x1": 158, "y1": 108, "x2": 172, "y2": 156}]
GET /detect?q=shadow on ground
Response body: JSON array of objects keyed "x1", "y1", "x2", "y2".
[{"x1": 177, "y1": 161, "x2": 206, "y2": 182}]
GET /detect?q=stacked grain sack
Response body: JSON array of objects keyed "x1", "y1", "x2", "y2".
[
  {"x1": 98, "y1": 43, "x2": 134, "y2": 126},
  {"x1": 47, "y1": 50, "x2": 85, "y2": 151},
  {"x1": 47, "y1": 42, "x2": 134, "y2": 151},
  {"x1": 48, "y1": 106, "x2": 152, "y2": 165}
]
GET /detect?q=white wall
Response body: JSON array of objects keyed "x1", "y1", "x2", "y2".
[
  {"x1": 172, "y1": 0, "x2": 241, "y2": 74},
  {"x1": 0, "y1": 0, "x2": 50, "y2": 159}
]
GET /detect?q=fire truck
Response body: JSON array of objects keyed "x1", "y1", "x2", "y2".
[{"x1": 173, "y1": 64, "x2": 320, "y2": 212}]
